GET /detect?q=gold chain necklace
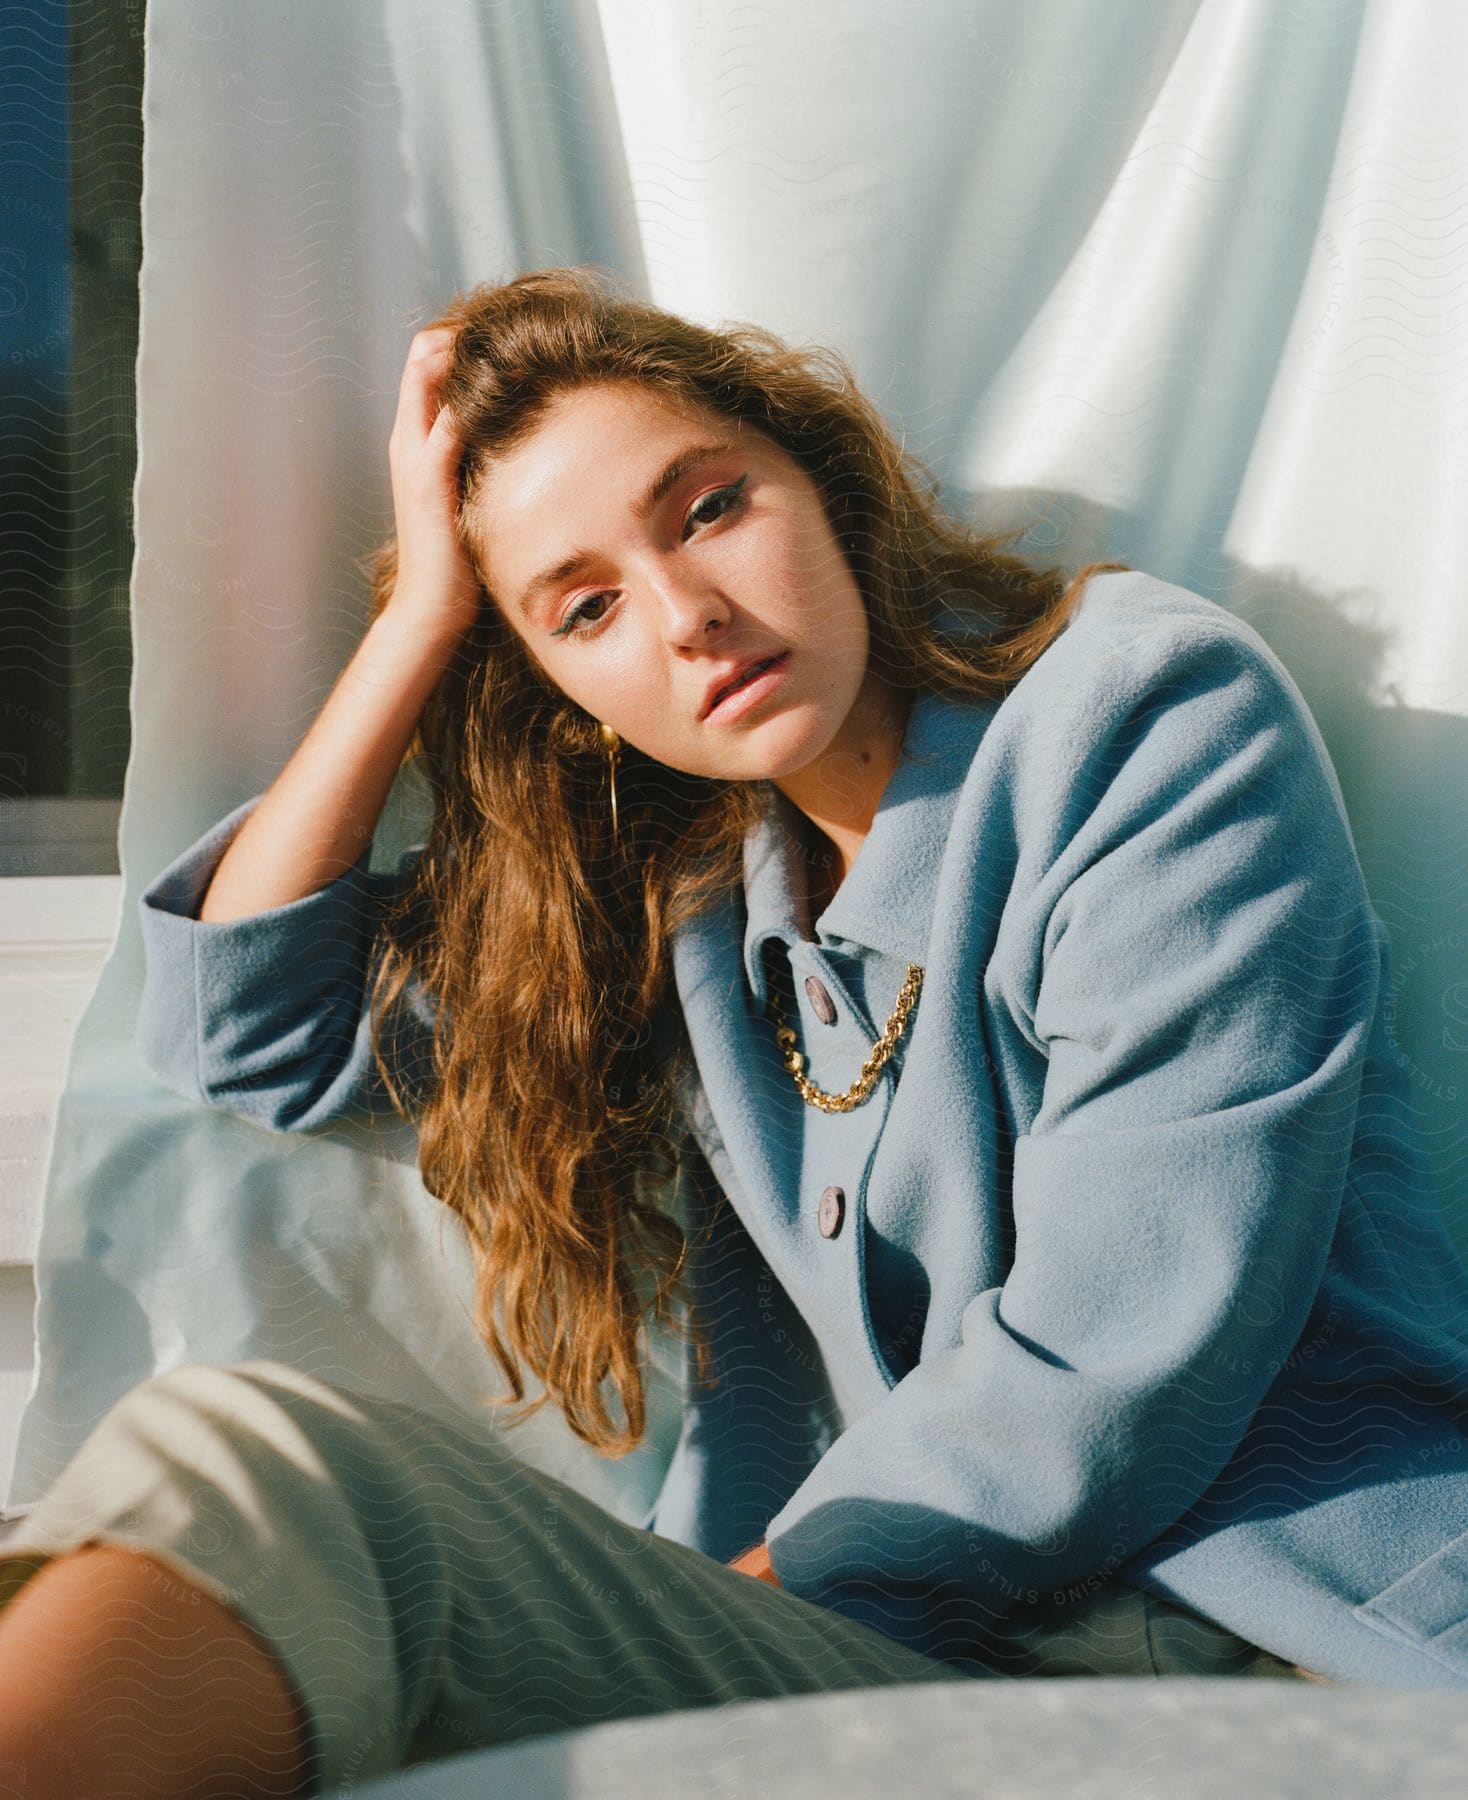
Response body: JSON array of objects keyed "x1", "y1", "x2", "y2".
[{"x1": 765, "y1": 963, "x2": 924, "y2": 1112}]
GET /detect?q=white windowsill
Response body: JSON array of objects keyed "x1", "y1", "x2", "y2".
[{"x1": 0, "y1": 875, "x2": 122, "y2": 1267}]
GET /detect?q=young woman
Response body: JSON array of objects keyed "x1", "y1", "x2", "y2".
[{"x1": 3, "y1": 266, "x2": 1466, "y2": 1796}]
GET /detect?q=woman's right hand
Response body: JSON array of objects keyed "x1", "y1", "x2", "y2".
[
  {"x1": 196, "y1": 326, "x2": 486, "y2": 925},
  {"x1": 385, "y1": 325, "x2": 485, "y2": 641}
]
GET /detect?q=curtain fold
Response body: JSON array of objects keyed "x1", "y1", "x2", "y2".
[{"x1": 8, "y1": 0, "x2": 1464, "y2": 1515}]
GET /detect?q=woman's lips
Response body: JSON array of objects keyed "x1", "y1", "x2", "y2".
[{"x1": 704, "y1": 650, "x2": 791, "y2": 724}]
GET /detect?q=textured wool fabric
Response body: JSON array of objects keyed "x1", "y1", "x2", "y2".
[{"x1": 133, "y1": 569, "x2": 1468, "y2": 1689}]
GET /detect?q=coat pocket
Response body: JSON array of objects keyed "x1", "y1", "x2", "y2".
[{"x1": 1351, "y1": 1521, "x2": 1468, "y2": 1680}]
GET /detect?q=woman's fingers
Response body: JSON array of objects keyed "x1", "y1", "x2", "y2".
[
  {"x1": 423, "y1": 396, "x2": 464, "y2": 470},
  {"x1": 383, "y1": 325, "x2": 483, "y2": 633},
  {"x1": 390, "y1": 333, "x2": 468, "y2": 507},
  {"x1": 390, "y1": 327, "x2": 456, "y2": 458}
]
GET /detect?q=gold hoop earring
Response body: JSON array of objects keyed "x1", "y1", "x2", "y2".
[{"x1": 598, "y1": 723, "x2": 622, "y2": 839}]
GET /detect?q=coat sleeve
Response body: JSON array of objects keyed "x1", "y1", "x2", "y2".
[
  {"x1": 135, "y1": 792, "x2": 438, "y2": 1132},
  {"x1": 763, "y1": 618, "x2": 1381, "y2": 1636}
]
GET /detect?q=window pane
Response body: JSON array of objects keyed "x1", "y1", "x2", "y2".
[{"x1": 0, "y1": 0, "x2": 140, "y2": 876}]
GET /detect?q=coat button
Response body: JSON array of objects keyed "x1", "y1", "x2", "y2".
[
  {"x1": 817, "y1": 1184, "x2": 845, "y2": 1239},
  {"x1": 804, "y1": 975, "x2": 837, "y2": 1025}
]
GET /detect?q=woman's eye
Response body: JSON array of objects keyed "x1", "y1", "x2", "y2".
[
  {"x1": 553, "y1": 592, "x2": 615, "y2": 638},
  {"x1": 550, "y1": 475, "x2": 748, "y2": 640},
  {"x1": 684, "y1": 474, "x2": 748, "y2": 537}
]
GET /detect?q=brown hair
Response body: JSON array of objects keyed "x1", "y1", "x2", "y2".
[{"x1": 361, "y1": 265, "x2": 1129, "y2": 1455}]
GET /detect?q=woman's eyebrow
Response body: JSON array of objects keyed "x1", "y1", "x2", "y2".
[{"x1": 514, "y1": 439, "x2": 744, "y2": 619}]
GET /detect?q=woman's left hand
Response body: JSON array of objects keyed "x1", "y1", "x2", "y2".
[{"x1": 728, "y1": 1541, "x2": 783, "y2": 1588}]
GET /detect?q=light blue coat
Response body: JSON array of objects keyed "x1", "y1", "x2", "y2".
[{"x1": 136, "y1": 570, "x2": 1468, "y2": 1688}]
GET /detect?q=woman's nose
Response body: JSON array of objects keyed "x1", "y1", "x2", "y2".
[{"x1": 652, "y1": 573, "x2": 732, "y2": 647}]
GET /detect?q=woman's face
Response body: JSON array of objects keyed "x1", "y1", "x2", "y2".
[{"x1": 466, "y1": 381, "x2": 881, "y2": 786}]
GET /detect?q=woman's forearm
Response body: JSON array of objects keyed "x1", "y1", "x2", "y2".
[
  {"x1": 198, "y1": 324, "x2": 485, "y2": 926},
  {"x1": 197, "y1": 599, "x2": 465, "y2": 924}
]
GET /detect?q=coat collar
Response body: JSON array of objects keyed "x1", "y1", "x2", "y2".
[{"x1": 740, "y1": 686, "x2": 996, "y2": 1004}]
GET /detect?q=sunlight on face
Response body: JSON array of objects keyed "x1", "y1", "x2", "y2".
[{"x1": 466, "y1": 382, "x2": 876, "y2": 786}]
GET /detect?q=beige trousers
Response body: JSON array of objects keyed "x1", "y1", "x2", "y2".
[{"x1": 0, "y1": 1360, "x2": 1316, "y2": 1794}]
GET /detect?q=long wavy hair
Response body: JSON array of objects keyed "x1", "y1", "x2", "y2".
[{"x1": 360, "y1": 265, "x2": 1130, "y2": 1455}]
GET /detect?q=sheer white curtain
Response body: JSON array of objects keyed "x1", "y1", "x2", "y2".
[{"x1": 8, "y1": 0, "x2": 1465, "y2": 1515}]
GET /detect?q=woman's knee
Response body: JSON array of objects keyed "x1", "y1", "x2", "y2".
[
  {"x1": 16, "y1": 1360, "x2": 381, "y2": 1555},
  {"x1": 100, "y1": 1357, "x2": 384, "y2": 1465},
  {"x1": 125, "y1": 1355, "x2": 358, "y2": 1415}
]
